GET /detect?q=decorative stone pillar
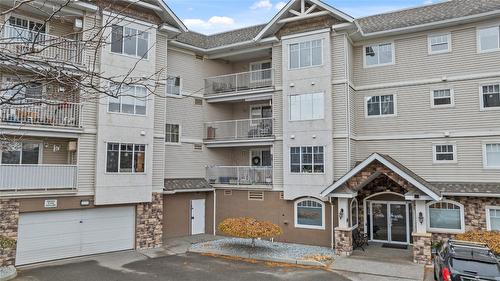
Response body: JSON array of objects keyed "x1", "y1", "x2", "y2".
[
  {"x1": 0, "y1": 199, "x2": 19, "y2": 266},
  {"x1": 412, "y1": 232, "x2": 432, "y2": 264},
  {"x1": 334, "y1": 227, "x2": 353, "y2": 256},
  {"x1": 136, "y1": 193, "x2": 163, "y2": 250}
]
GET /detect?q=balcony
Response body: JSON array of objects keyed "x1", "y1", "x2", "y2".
[
  {"x1": 204, "y1": 118, "x2": 274, "y2": 145},
  {"x1": 204, "y1": 69, "x2": 274, "y2": 99},
  {"x1": 0, "y1": 165, "x2": 77, "y2": 192},
  {"x1": 0, "y1": 99, "x2": 82, "y2": 128},
  {"x1": 1, "y1": 25, "x2": 85, "y2": 65},
  {"x1": 206, "y1": 166, "x2": 272, "y2": 187}
]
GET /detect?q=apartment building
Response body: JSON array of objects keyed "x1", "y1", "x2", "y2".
[{"x1": 0, "y1": 0, "x2": 499, "y2": 267}]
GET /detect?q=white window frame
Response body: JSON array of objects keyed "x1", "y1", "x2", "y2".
[
  {"x1": 6, "y1": 14, "x2": 48, "y2": 42},
  {"x1": 486, "y1": 206, "x2": 500, "y2": 231},
  {"x1": 249, "y1": 60, "x2": 272, "y2": 83},
  {"x1": 288, "y1": 39, "x2": 324, "y2": 70},
  {"x1": 0, "y1": 141, "x2": 42, "y2": 165},
  {"x1": 430, "y1": 88, "x2": 455, "y2": 108},
  {"x1": 294, "y1": 198, "x2": 325, "y2": 230},
  {"x1": 105, "y1": 142, "x2": 147, "y2": 174},
  {"x1": 483, "y1": 142, "x2": 500, "y2": 169},
  {"x1": 290, "y1": 146, "x2": 325, "y2": 174},
  {"x1": 350, "y1": 198, "x2": 359, "y2": 228},
  {"x1": 363, "y1": 42, "x2": 395, "y2": 68},
  {"x1": 109, "y1": 24, "x2": 150, "y2": 59},
  {"x1": 165, "y1": 124, "x2": 181, "y2": 145},
  {"x1": 479, "y1": 83, "x2": 500, "y2": 111},
  {"x1": 166, "y1": 75, "x2": 182, "y2": 97},
  {"x1": 477, "y1": 25, "x2": 500, "y2": 53},
  {"x1": 289, "y1": 92, "x2": 325, "y2": 121},
  {"x1": 428, "y1": 33, "x2": 452, "y2": 55},
  {"x1": 107, "y1": 84, "x2": 147, "y2": 116},
  {"x1": 426, "y1": 200, "x2": 465, "y2": 234},
  {"x1": 433, "y1": 143, "x2": 458, "y2": 164},
  {"x1": 364, "y1": 94, "x2": 397, "y2": 118}
]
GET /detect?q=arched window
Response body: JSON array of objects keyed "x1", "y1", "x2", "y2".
[
  {"x1": 427, "y1": 200, "x2": 464, "y2": 233},
  {"x1": 295, "y1": 198, "x2": 325, "y2": 229},
  {"x1": 350, "y1": 198, "x2": 358, "y2": 228}
]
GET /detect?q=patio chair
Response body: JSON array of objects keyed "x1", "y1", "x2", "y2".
[{"x1": 352, "y1": 228, "x2": 369, "y2": 251}]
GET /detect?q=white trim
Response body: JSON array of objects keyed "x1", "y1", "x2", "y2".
[
  {"x1": 288, "y1": 92, "x2": 325, "y2": 121},
  {"x1": 288, "y1": 38, "x2": 324, "y2": 70},
  {"x1": 479, "y1": 82, "x2": 500, "y2": 111},
  {"x1": 426, "y1": 200, "x2": 465, "y2": 234},
  {"x1": 362, "y1": 42, "x2": 395, "y2": 68},
  {"x1": 350, "y1": 198, "x2": 358, "y2": 228},
  {"x1": 430, "y1": 88, "x2": 455, "y2": 109},
  {"x1": 321, "y1": 153, "x2": 441, "y2": 201},
  {"x1": 364, "y1": 94, "x2": 397, "y2": 118},
  {"x1": 486, "y1": 205, "x2": 500, "y2": 231},
  {"x1": 427, "y1": 33, "x2": 452, "y2": 55},
  {"x1": 432, "y1": 143, "x2": 458, "y2": 164},
  {"x1": 0, "y1": 141, "x2": 43, "y2": 165},
  {"x1": 104, "y1": 142, "x2": 147, "y2": 174},
  {"x1": 477, "y1": 24, "x2": 500, "y2": 54},
  {"x1": 483, "y1": 142, "x2": 500, "y2": 169},
  {"x1": 164, "y1": 188, "x2": 215, "y2": 194},
  {"x1": 289, "y1": 145, "x2": 325, "y2": 174},
  {"x1": 165, "y1": 123, "x2": 181, "y2": 145},
  {"x1": 442, "y1": 192, "x2": 500, "y2": 198},
  {"x1": 294, "y1": 197, "x2": 326, "y2": 230},
  {"x1": 154, "y1": 0, "x2": 188, "y2": 32},
  {"x1": 367, "y1": 200, "x2": 411, "y2": 244},
  {"x1": 107, "y1": 83, "x2": 148, "y2": 116},
  {"x1": 166, "y1": 75, "x2": 183, "y2": 97},
  {"x1": 280, "y1": 28, "x2": 331, "y2": 40}
]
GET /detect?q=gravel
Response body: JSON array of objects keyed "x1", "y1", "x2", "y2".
[
  {"x1": 0, "y1": 266, "x2": 16, "y2": 281},
  {"x1": 190, "y1": 238, "x2": 335, "y2": 261}
]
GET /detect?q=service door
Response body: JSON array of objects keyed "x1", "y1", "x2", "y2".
[{"x1": 191, "y1": 199, "x2": 205, "y2": 235}]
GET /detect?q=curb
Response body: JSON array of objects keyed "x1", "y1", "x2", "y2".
[
  {"x1": 188, "y1": 248, "x2": 327, "y2": 267},
  {"x1": 0, "y1": 266, "x2": 17, "y2": 281}
]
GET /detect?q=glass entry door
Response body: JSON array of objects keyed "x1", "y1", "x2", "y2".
[
  {"x1": 390, "y1": 204, "x2": 407, "y2": 243},
  {"x1": 369, "y1": 201, "x2": 409, "y2": 244}
]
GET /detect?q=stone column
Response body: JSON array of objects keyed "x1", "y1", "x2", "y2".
[
  {"x1": 412, "y1": 232, "x2": 432, "y2": 264},
  {"x1": 334, "y1": 228, "x2": 353, "y2": 256},
  {"x1": 0, "y1": 199, "x2": 19, "y2": 266},
  {"x1": 136, "y1": 193, "x2": 163, "y2": 250}
]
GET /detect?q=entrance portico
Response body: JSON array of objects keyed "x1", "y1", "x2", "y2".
[{"x1": 321, "y1": 153, "x2": 442, "y2": 263}]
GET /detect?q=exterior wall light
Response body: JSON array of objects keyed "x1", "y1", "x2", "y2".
[
  {"x1": 339, "y1": 208, "x2": 344, "y2": 220},
  {"x1": 418, "y1": 212, "x2": 424, "y2": 224}
]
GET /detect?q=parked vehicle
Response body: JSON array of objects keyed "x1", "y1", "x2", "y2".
[{"x1": 434, "y1": 240, "x2": 500, "y2": 281}]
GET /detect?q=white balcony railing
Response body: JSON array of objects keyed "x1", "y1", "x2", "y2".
[
  {"x1": 0, "y1": 165, "x2": 77, "y2": 192},
  {"x1": 205, "y1": 69, "x2": 274, "y2": 96},
  {"x1": 204, "y1": 118, "x2": 274, "y2": 141},
  {"x1": 1, "y1": 25, "x2": 85, "y2": 65},
  {"x1": 206, "y1": 166, "x2": 273, "y2": 186},
  {"x1": 0, "y1": 99, "x2": 82, "y2": 128}
]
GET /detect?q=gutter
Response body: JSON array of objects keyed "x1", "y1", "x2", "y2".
[
  {"x1": 169, "y1": 36, "x2": 279, "y2": 55},
  {"x1": 164, "y1": 188, "x2": 215, "y2": 194},
  {"x1": 442, "y1": 192, "x2": 500, "y2": 198}
]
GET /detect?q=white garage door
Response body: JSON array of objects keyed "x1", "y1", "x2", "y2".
[{"x1": 16, "y1": 206, "x2": 135, "y2": 266}]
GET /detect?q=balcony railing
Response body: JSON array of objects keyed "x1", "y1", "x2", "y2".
[
  {"x1": 204, "y1": 118, "x2": 273, "y2": 141},
  {"x1": 1, "y1": 25, "x2": 85, "y2": 65},
  {"x1": 0, "y1": 99, "x2": 82, "y2": 128},
  {"x1": 0, "y1": 165, "x2": 77, "y2": 192},
  {"x1": 205, "y1": 69, "x2": 274, "y2": 96},
  {"x1": 206, "y1": 166, "x2": 273, "y2": 186}
]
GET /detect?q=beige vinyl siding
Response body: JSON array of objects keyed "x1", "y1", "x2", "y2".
[
  {"x1": 152, "y1": 138, "x2": 165, "y2": 192},
  {"x1": 332, "y1": 84, "x2": 347, "y2": 133},
  {"x1": 166, "y1": 96, "x2": 204, "y2": 139},
  {"x1": 272, "y1": 44, "x2": 283, "y2": 87},
  {"x1": 41, "y1": 141, "x2": 73, "y2": 165},
  {"x1": 273, "y1": 140, "x2": 283, "y2": 189},
  {"x1": 154, "y1": 32, "x2": 168, "y2": 135},
  {"x1": 332, "y1": 33, "x2": 347, "y2": 81},
  {"x1": 356, "y1": 137, "x2": 500, "y2": 182},
  {"x1": 273, "y1": 90, "x2": 283, "y2": 137},
  {"x1": 355, "y1": 78, "x2": 500, "y2": 135},
  {"x1": 77, "y1": 134, "x2": 96, "y2": 195},
  {"x1": 353, "y1": 20, "x2": 500, "y2": 87},
  {"x1": 333, "y1": 138, "x2": 349, "y2": 180}
]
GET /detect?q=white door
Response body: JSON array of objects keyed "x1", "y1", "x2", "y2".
[
  {"x1": 16, "y1": 206, "x2": 135, "y2": 266},
  {"x1": 191, "y1": 199, "x2": 205, "y2": 235}
]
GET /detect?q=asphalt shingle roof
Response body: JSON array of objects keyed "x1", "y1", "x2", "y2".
[
  {"x1": 356, "y1": 0, "x2": 500, "y2": 34},
  {"x1": 164, "y1": 178, "x2": 212, "y2": 192},
  {"x1": 431, "y1": 182, "x2": 500, "y2": 195},
  {"x1": 175, "y1": 24, "x2": 266, "y2": 49}
]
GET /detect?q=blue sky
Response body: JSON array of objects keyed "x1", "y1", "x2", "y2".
[{"x1": 165, "y1": 0, "x2": 444, "y2": 34}]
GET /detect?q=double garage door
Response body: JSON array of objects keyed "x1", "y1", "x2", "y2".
[{"x1": 16, "y1": 206, "x2": 135, "y2": 266}]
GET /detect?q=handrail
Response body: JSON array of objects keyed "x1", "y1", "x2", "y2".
[
  {"x1": 204, "y1": 117, "x2": 273, "y2": 125},
  {"x1": 205, "y1": 68, "x2": 275, "y2": 80}
]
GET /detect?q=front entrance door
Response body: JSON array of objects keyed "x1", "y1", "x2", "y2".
[
  {"x1": 191, "y1": 199, "x2": 205, "y2": 235},
  {"x1": 369, "y1": 201, "x2": 410, "y2": 244}
]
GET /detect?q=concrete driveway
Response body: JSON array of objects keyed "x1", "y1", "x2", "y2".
[{"x1": 13, "y1": 251, "x2": 351, "y2": 281}]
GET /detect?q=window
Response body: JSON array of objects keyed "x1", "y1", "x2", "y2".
[
  {"x1": 250, "y1": 149, "x2": 272, "y2": 167},
  {"x1": 250, "y1": 61, "x2": 272, "y2": 81},
  {"x1": 0, "y1": 142, "x2": 40, "y2": 164},
  {"x1": 290, "y1": 146, "x2": 324, "y2": 173},
  {"x1": 3, "y1": 76, "x2": 44, "y2": 103},
  {"x1": 427, "y1": 201, "x2": 464, "y2": 233},
  {"x1": 108, "y1": 84, "x2": 147, "y2": 115},
  {"x1": 106, "y1": 143, "x2": 146, "y2": 173},
  {"x1": 7, "y1": 16, "x2": 46, "y2": 42},
  {"x1": 433, "y1": 144, "x2": 457, "y2": 163},
  {"x1": 165, "y1": 124, "x2": 180, "y2": 143},
  {"x1": 295, "y1": 199, "x2": 325, "y2": 229},
  {"x1": 166, "y1": 76, "x2": 181, "y2": 96},
  {"x1": 486, "y1": 206, "x2": 500, "y2": 231},
  {"x1": 110, "y1": 25, "x2": 149, "y2": 58},
  {"x1": 365, "y1": 95, "x2": 395, "y2": 117},
  {"x1": 484, "y1": 143, "x2": 500, "y2": 168},
  {"x1": 250, "y1": 105, "x2": 272, "y2": 120},
  {"x1": 289, "y1": 39, "x2": 323, "y2": 69},
  {"x1": 481, "y1": 84, "x2": 500, "y2": 110},
  {"x1": 364, "y1": 42, "x2": 394, "y2": 67},
  {"x1": 350, "y1": 199, "x2": 358, "y2": 228},
  {"x1": 431, "y1": 89, "x2": 454, "y2": 108},
  {"x1": 428, "y1": 34, "x2": 451, "y2": 54},
  {"x1": 478, "y1": 26, "x2": 500, "y2": 52},
  {"x1": 289, "y1": 93, "x2": 324, "y2": 121}
]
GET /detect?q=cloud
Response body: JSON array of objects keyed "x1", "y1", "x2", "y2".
[
  {"x1": 251, "y1": 0, "x2": 273, "y2": 10},
  {"x1": 275, "y1": 1, "x2": 286, "y2": 10},
  {"x1": 184, "y1": 16, "x2": 236, "y2": 34}
]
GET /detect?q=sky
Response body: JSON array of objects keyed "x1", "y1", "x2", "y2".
[{"x1": 165, "y1": 0, "x2": 445, "y2": 34}]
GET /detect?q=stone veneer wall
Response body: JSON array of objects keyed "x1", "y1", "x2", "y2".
[
  {"x1": 136, "y1": 193, "x2": 163, "y2": 249},
  {"x1": 334, "y1": 228, "x2": 353, "y2": 256},
  {"x1": 0, "y1": 199, "x2": 19, "y2": 266},
  {"x1": 412, "y1": 233, "x2": 432, "y2": 264}
]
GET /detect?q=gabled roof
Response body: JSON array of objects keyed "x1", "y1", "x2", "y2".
[
  {"x1": 175, "y1": 24, "x2": 266, "y2": 49},
  {"x1": 356, "y1": 0, "x2": 500, "y2": 35},
  {"x1": 154, "y1": 0, "x2": 188, "y2": 32},
  {"x1": 164, "y1": 178, "x2": 213, "y2": 193},
  {"x1": 320, "y1": 153, "x2": 442, "y2": 201}
]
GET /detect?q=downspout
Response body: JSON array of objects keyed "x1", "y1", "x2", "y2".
[
  {"x1": 344, "y1": 33, "x2": 352, "y2": 171},
  {"x1": 213, "y1": 189, "x2": 216, "y2": 236},
  {"x1": 330, "y1": 197, "x2": 334, "y2": 249}
]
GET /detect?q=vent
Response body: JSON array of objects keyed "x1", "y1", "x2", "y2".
[
  {"x1": 223, "y1": 190, "x2": 232, "y2": 196},
  {"x1": 194, "y1": 98, "x2": 203, "y2": 106},
  {"x1": 195, "y1": 54, "x2": 204, "y2": 60},
  {"x1": 248, "y1": 191, "x2": 264, "y2": 201},
  {"x1": 279, "y1": 192, "x2": 284, "y2": 200},
  {"x1": 194, "y1": 143, "x2": 203, "y2": 151}
]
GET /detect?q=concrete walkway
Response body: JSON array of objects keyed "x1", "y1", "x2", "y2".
[{"x1": 140, "y1": 234, "x2": 224, "y2": 258}]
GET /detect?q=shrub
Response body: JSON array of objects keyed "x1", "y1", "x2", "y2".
[
  {"x1": 0, "y1": 236, "x2": 16, "y2": 250},
  {"x1": 456, "y1": 231, "x2": 500, "y2": 255},
  {"x1": 218, "y1": 217, "x2": 283, "y2": 247}
]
